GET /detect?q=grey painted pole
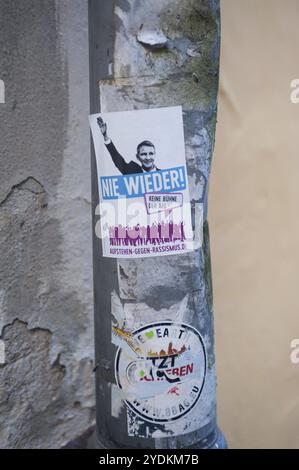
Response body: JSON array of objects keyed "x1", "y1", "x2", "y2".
[{"x1": 89, "y1": 0, "x2": 226, "y2": 449}]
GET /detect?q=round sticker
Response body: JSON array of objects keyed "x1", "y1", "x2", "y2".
[{"x1": 115, "y1": 321, "x2": 206, "y2": 423}]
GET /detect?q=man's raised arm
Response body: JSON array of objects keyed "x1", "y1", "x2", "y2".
[{"x1": 97, "y1": 117, "x2": 129, "y2": 175}]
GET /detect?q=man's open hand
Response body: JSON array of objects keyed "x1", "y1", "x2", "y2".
[{"x1": 97, "y1": 116, "x2": 107, "y2": 138}]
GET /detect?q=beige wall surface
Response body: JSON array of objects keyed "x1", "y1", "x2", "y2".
[{"x1": 210, "y1": 0, "x2": 299, "y2": 449}]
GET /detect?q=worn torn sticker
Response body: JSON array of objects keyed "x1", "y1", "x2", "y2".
[
  {"x1": 113, "y1": 321, "x2": 206, "y2": 437},
  {"x1": 89, "y1": 106, "x2": 196, "y2": 258}
]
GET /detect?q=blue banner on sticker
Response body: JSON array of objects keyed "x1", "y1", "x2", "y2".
[{"x1": 100, "y1": 166, "x2": 187, "y2": 200}]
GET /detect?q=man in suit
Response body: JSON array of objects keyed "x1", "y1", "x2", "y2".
[{"x1": 97, "y1": 116, "x2": 160, "y2": 175}]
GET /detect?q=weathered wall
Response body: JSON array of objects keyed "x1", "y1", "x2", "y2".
[
  {"x1": 0, "y1": 0, "x2": 94, "y2": 448},
  {"x1": 210, "y1": 0, "x2": 299, "y2": 449},
  {"x1": 3, "y1": 0, "x2": 298, "y2": 450}
]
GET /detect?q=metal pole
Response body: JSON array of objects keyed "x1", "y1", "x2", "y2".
[{"x1": 89, "y1": 0, "x2": 226, "y2": 449}]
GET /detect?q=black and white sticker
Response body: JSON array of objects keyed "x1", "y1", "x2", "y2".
[{"x1": 114, "y1": 321, "x2": 206, "y2": 426}]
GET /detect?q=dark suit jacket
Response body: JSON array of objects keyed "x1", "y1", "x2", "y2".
[{"x1": 106, "y1": 141, "x2": 160, "y2": 175}]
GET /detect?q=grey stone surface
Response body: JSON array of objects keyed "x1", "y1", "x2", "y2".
[{"x1": 0, "y1": 0, "x2": 94, "y2": 448}]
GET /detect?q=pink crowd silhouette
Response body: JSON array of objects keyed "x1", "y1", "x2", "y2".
[{"x1": 109, "y1": 222, "x2": 186, "y2": 247}]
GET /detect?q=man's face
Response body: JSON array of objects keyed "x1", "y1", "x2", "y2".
[{"x1": 137, "y1": 145, "x2": 156, "y2": 171}]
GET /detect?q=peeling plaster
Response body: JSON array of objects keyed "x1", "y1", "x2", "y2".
[
  {"x1": 0, "y1": 320, "x2": 65, "y2": 447},
  {"x1": 137, "y1": 28, "x2": 168, "y2": 49},
  {"x1": 0, "y1": 0, "x2": 94, "y2": 448}
]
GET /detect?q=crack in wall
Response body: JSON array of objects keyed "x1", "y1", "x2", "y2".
[
  {"x1": 0, "y1": 0, "x2": 94, "y2": 449},
  {"x1": 0, "y1": 176, "x2": 48, "y2": 211},
  {"x1": 0, "y1": 319, "x2": 65, "y2": 447}
]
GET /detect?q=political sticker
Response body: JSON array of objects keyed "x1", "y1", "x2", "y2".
[
  {"x1": 89, "y1": 106, "x2": 195, "y2": 258},
  {"x1": 144, "y1": 192, "x2": 184, "y2": 215},
  {"x1": 114, "y1": 321, "x2": 206, "y2": 429}
]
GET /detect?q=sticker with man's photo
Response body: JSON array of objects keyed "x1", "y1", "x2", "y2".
[{"x1": 89, "y1": 106, "x2": 197, "y2": 259}]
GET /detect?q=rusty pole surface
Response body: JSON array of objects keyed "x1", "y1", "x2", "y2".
[{"x1": 89, "y1": 0, "x2": 226, "y2": 449}]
